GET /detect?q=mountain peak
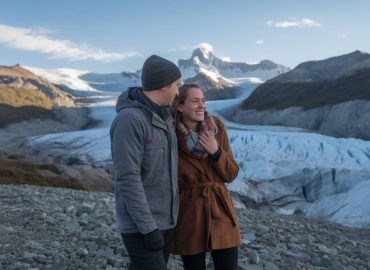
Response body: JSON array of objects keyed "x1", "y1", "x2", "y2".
[
  {"x1": 191, "y1": 43, "x2": 215, "y2": 64},
  {"x1": 193, "y1": 43, "x2": 214, "y2": 58},
  {"x1": 179, "y1": 43, "x2": 289, "y2": 82},
  {"x1": 351, "y1": 50, "x2": 365, "y2": 55},
  {"x1": 0, "y1": 64, "x2": 38, "y2": 79}
]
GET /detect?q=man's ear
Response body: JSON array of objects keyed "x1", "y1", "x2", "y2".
[
  {"x1": 159, "y1": 85, "x2": 169, "y2": 93},
  {"x1": 163, "y1": 84, "x2": 171, "y2": 90}
]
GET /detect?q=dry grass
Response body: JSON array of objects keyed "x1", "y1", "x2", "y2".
[
  {"x1": 0, "y1": 85, "x2": 53, "y2": 108},
  {"x1": 0, "y1": 159, "x2": 84, "y2": 190},
  {"x1": 0, "y1": 84, "x2": 56, "y2": 127}
]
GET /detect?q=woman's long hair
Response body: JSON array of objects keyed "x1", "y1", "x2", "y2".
[{"x1": 171, "y1": 83, "x2": 202, "y2": 127}]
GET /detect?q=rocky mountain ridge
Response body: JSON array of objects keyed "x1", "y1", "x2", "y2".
[
  {"x1": 179, "y1": 44, "x2": 289, "y2": 81},
  {"x1": 32, "y1": 44, "x2": 288, "y2": 100},
  {"x1": 178, "y1": 44, "x2": 289, "y2": 99},
  {"x1": 268, "y1": 50, "x2": 370, "y2": 83},
  {"x1": 0, "y1": 64, "x2": 74, "y2": 107}
]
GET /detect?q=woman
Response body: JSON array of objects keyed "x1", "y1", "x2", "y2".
[{"x1": 171, "y1": 84, "x2": 241, "y2": 270}]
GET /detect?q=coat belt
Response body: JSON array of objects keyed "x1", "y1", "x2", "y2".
[{"x1": 179, "y1": 182, "x2": 237, "y2": 226}]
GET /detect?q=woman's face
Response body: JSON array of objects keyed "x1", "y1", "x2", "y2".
[{"x1": 178, "y1": 87, "x2": 206, "y2": 123}]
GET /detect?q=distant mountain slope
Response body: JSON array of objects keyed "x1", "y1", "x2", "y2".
[
  {"x1": 26, "y1": 66, "x2": 140, "y2": 94},
  {"x1": 81, "y1": 71, "x2": 140, "y2": 92},
  {"x1": 241, "y1": 50, "x2": 370, "y2": 111},
  {"x1": 226, "y1": 51, "x2": 370, "y2": 140},
  {"x1": 0, "y1": 65, "x2": 86, "y2": 128},
  {"x1": 24, "y1": 66, "x2": 95, "y2": 92}
]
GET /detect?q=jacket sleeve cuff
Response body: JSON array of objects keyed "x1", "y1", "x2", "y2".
[
  {"x1": 138, "y1": 222, "x2": 158, "y2": 235},
  {"x1": 210, "y1": 147, "x2": 221, "y2": 162}
]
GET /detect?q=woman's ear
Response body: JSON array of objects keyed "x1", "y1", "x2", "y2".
[{"x1": 177, "y1": 104, "x2": 183, "y2": 112}]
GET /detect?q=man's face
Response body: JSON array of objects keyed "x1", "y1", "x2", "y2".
[{"x1": 162, "y1": 79, "x2": 181, "y2": 106}]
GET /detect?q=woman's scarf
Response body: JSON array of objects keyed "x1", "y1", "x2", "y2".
[{"x1": 176, "y1": 112, "x2": 218, "y2": 159}]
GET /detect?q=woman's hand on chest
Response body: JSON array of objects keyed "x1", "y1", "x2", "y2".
[{"x1": 198, "y1": 130, "x2": 219, "y2": 155}]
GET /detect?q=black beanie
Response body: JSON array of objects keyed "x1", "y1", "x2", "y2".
[{"x1": 141, "y1": 55, "x2": 181, "y2": 91}]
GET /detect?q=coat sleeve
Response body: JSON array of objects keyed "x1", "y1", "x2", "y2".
[
  {"x1": 110, "y1": 110, "x2": 157, "y2": 234},
  {"x1": 210, "y1": 117, "x2": 239, "y2": 183}
]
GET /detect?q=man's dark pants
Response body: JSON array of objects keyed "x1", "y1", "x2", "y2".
[{"x1": 121, "y1": 229, "x2": 174, "y2": 270}]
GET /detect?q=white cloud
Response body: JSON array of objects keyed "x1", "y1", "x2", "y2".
[
  {"x1": 168, "y1": 46, "x2": 189, "y2": 52},
  {"x1": 0, "y1": 24, "x2": 140, "y2": 62},
  {"x1": 31, "y1": 27, "x2": 59, "y2": 35},
  {"x1": 256, "y1": 40, "x2": 264, "y2": 45},
  {"x1": 220, "y1": 56, "x2": 231, "y2": 62},
  {"x1": 266, "y1": 18, "x2": 321, "y2": 28},
  {"x1": 195, "y1": 42, "x2": 214, "y2": 53}
]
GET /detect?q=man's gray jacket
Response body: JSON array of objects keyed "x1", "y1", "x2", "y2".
[{"x1": 110, "y1": 88, "x2": 179, "y2": 234}]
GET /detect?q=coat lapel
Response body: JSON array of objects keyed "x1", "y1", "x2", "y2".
[{"x1": 181, "y1": 151, "x2": 206, "y2": 174}]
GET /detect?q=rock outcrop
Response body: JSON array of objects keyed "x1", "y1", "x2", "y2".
[{"x1": 227, "y1": 99, "x2": 370, "y2": 140}]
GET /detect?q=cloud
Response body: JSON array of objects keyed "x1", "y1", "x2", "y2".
[
  {"x1": 31, "y1": 27, "x2": 59, "y2": 35},
  {"x1": 220, "y1": 56, "x2": 231, "y2": 62},
  {"x1": 195, "y1": 42, "x2": 214, "y2": 53},
  {"x1": 256, "y1": 40, "x2": 264, "y2": 45},
  {"x1": 266, "y1": 18, "x2": 321, "y2": 28},
  {"x1": 168, "y1": 46, "x2": 190, "y2": 52},
  {"x1": 0, "y1": 24, "x2": 140, "y2": 62}
]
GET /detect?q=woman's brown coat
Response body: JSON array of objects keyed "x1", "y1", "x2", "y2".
[{"x1": 172, "y1": 117, "x2": 241, "y2": 255}]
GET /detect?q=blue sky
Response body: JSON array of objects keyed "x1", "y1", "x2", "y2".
[{"x1": 1, "y1": 0, "x2": 369, "y2": 73}]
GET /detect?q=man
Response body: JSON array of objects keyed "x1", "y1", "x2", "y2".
[{"x1": 110, "y1": 55, "x2": 181, "y2": 270}]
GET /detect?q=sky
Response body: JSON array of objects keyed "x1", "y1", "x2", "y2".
[{"x1": 1, "y1": 0, "x2": 370, "y2": 73}]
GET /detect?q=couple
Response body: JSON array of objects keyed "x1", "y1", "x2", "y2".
[{"x1": 110, "y1": 55, "x2": 241, "y2": 270}]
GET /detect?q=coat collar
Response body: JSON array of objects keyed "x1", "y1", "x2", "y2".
[{"x1": 152, "y1": 114, "x2": 168, "y2": 130}]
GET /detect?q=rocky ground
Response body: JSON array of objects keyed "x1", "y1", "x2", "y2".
[{"x1": 1, "y1": 184, "x2": 370, "y2": 270}]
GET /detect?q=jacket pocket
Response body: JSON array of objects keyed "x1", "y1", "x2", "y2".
[
  {"x1": 142, "y1": 144, "x2": 166, "y2": 172},
  {"x1": 212, "y1": 192, "x2": 237, "y2": 224}
]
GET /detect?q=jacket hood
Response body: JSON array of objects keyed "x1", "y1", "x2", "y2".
[
  {"x1": 115, "y1": 87, "x2": 170, "y2": 120},
  {"x1": 115, "y1": 87, "x2": 143, "y2": 113}
]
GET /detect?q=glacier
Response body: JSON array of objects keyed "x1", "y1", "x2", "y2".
[{"x1": 21, "y1": 82, "x2": 370, "y2": 228}]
